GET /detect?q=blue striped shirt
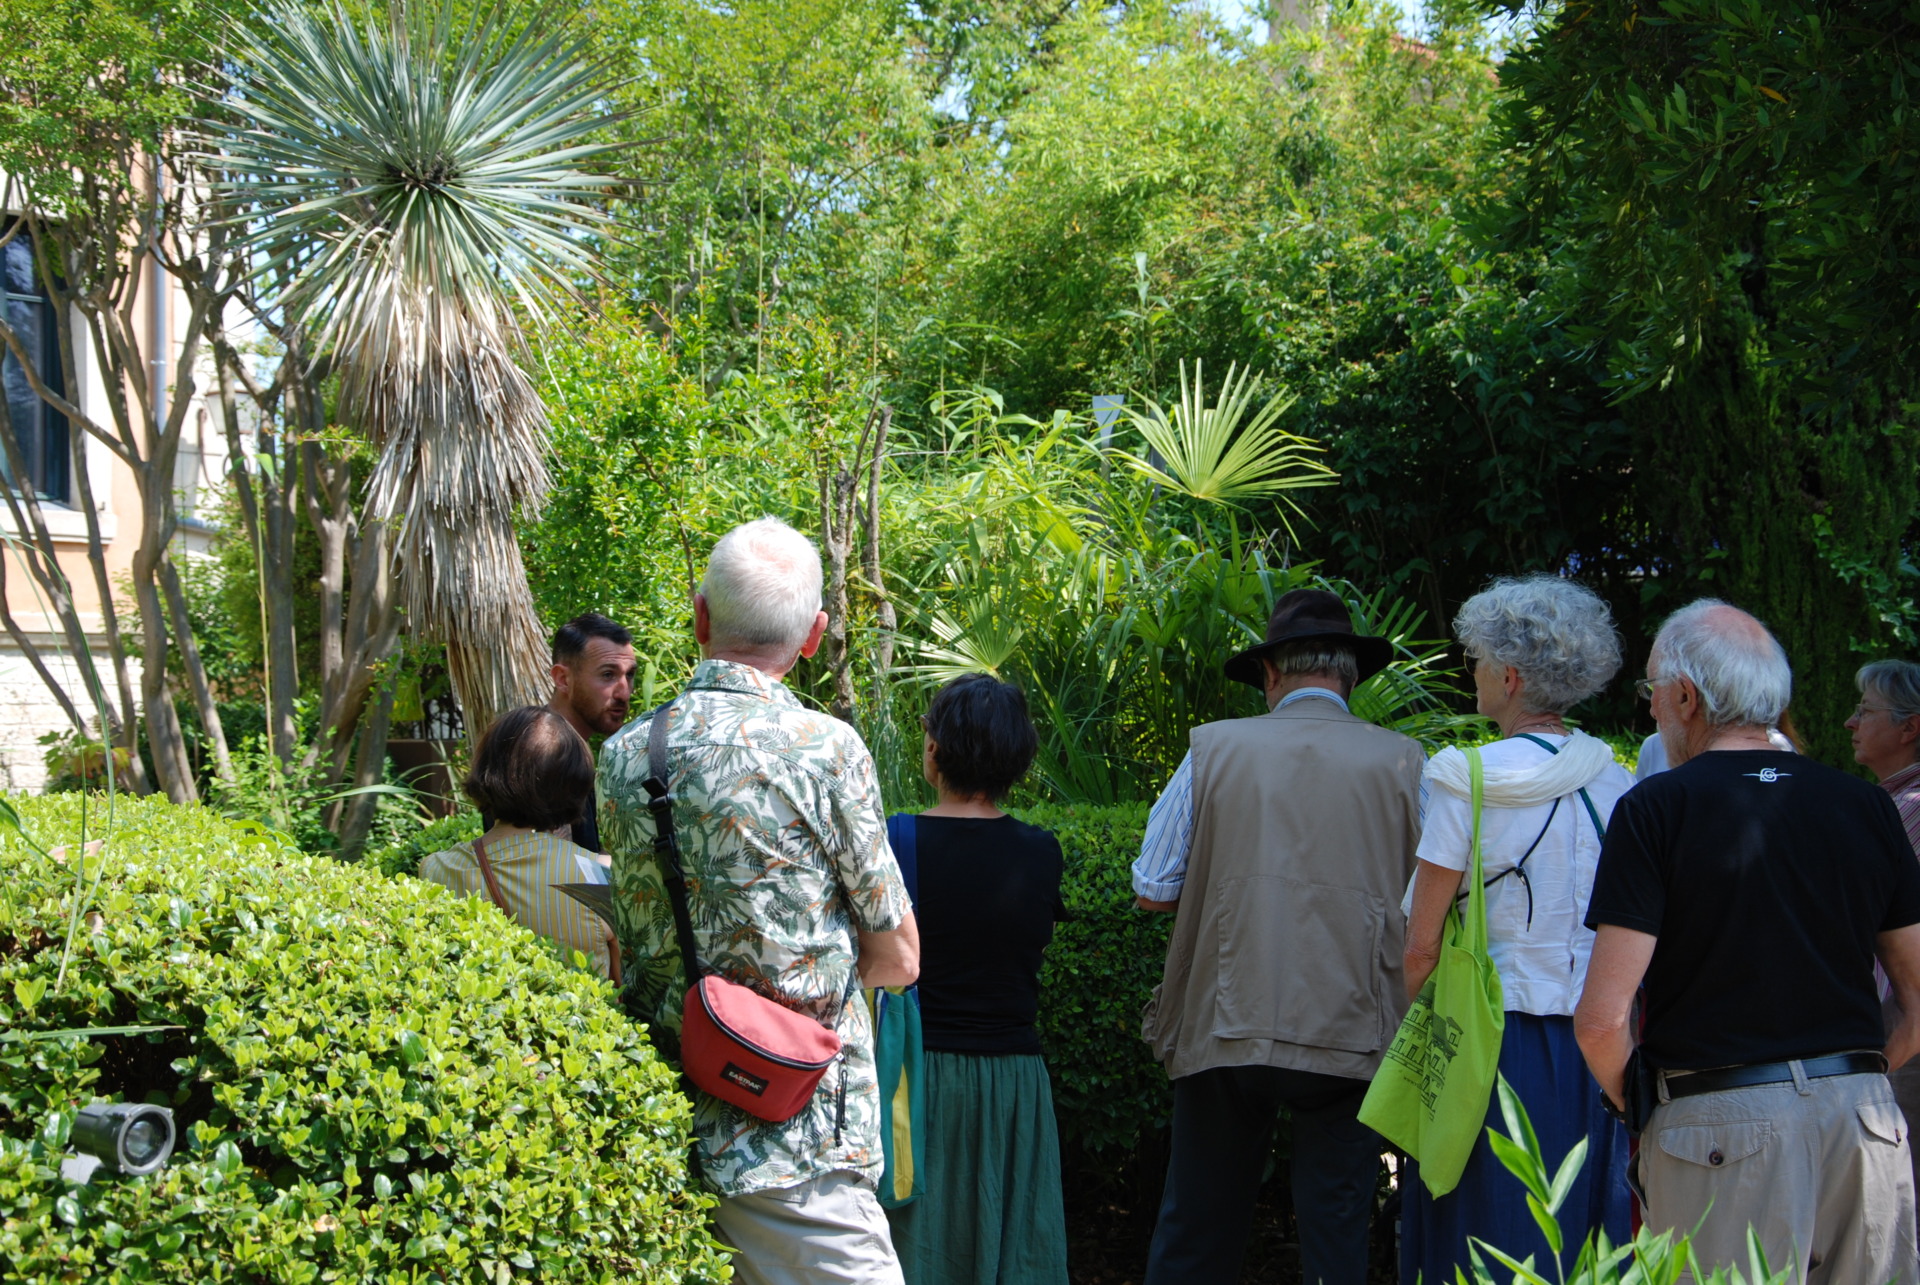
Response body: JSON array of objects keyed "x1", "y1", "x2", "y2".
[{"x1": 1130, "y1": 688, "x2": 1351, "y2": 901}]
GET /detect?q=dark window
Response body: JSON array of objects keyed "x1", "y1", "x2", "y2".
[{"x1": 2, "y1": 237, "x2": 71, "y2": 504}]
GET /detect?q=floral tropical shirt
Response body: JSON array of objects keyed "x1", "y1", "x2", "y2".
[{"x1": 599, "y1": 659, "x2": 910, "y2": 1197}]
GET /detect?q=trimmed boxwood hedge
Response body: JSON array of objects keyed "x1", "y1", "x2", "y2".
[
  {"x1": 0, "y1": 793, "x2": 727, "y2": 1283},
  {"x1": 1022, "y1": 803, "x2": 1172, "y2": 1160},
  {"x1": 369, "y1": 811, "x2": 483, "y2": 880}
]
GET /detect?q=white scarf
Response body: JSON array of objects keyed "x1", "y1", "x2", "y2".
[{"x1": 1424, "y1": 730, "x2": 1617, "y2": 809}]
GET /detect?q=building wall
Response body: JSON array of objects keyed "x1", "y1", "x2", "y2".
[
  {"x1": 2, "y1": 224, "x2": 232, "y2": 792},
  {"x1": 0, "y1": 631, "x2": 140, "y2": 792}
]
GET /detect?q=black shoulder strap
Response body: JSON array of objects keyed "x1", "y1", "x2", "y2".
[{"x1": 642, "y1": 698, "x2": 706, "y2": 981}]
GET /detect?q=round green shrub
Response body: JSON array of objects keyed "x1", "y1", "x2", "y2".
[{"x1": 0, "y1": 793, "x2": 728, "y2": 1283}]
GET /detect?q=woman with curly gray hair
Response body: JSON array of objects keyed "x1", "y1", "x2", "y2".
[{"x1": 1399, "y1": 576, "x2": 1635, "y2": 1283}]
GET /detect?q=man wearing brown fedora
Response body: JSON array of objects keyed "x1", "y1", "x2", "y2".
[{"x1": 1134, "y1": 587, "x2": 1425, "y2": 1285}]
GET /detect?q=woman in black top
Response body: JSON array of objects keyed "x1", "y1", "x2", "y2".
[{"x1": 885, "y1": 674, "x2": 1069, "y2": 1285}]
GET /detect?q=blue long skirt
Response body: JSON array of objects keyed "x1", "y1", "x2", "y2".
[{"x1": 1401, "y1": 1011, "x2": 1631, "y2": 1284}]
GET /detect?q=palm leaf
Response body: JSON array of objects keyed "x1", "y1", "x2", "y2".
[{"x1": 1117, "y1": 360, "x2": 1337, "y2": 521}]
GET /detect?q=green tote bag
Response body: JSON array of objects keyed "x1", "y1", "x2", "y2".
[{"x1": 1358, "y1": 745, "x2": 1505, "y2": 1198}]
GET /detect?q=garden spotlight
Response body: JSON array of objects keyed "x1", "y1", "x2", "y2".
[{"x1": 68, "y1": 1102, "x2": 175, "y2": 1178}]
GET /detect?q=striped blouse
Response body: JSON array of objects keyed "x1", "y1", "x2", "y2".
[
  {"x1": 420, "y1": 831, "x2": 614, "y2": 979},
  {"x1": 1882, "y1": 760, "x2": 1920, "y2": 856}
]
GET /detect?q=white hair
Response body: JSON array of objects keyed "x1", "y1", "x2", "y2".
[
  {"x1": 1650, "y1": 598, "x2": 1792, "y2": 729},
  {"x1": 1454, "y1": 575, "x2": 1622, "y2": 714},
  {"x1": 700, "y1": 518, "x2": 823, "y2": 654}
]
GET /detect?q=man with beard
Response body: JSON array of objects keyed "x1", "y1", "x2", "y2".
[{"x1": 547, "y1": 612, "x2": 637, "y2": 852}]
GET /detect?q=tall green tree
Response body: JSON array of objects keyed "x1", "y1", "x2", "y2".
[
  {"x1": 1480, "y1": 0, "x2": 1920, "y2": 756},
  {"x1": 594, "y1": 0, "x2": 934, "y2": 386},
  {"x1": 0, "y1": 0, "x2": 249, "y2": 800}
]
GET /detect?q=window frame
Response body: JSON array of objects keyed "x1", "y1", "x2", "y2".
[{"x1": 2, "y1": 236, "x2": 73, "y2": 506}]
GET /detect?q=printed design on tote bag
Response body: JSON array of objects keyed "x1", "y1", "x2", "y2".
[{"x1": 1383, "y1": 999, "x2": 1465, "y2": 1115}]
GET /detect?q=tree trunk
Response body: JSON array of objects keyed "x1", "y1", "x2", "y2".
[
  {"x1": 130, "y1": 545, "x2": 195, "y2": 802},
  {"x1": 859, "y1": 406, "x2": 895, "y2": 683},
  {"x1": 302, "y1": 437, "x2": 350, "y2": 726},
  {"x1": 158, "y1": 549, "x2": 232, "y2": 783},
  {"x1": 818, "y1": 454, "x2": 857, "y2": 724},
  {"x1": 66, "y1": 410, "x2": 150, "y2": 793},
  {"x1": 337, "y1": 679, "x2": 397, "y2": 861},
  {"x1": 261, "y1": 470, "x2": 302, "y2": 761},
  {"x1": 444, "y1": 603, "x2": 550, "y2": 750},
  {"x1": 319, "y1": 514, "x2": 401, "y2": 777},
  {"x1": 210, "y1": 327, "x2": 304, "y2": 763}
]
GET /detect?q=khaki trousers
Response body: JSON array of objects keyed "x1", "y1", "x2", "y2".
[
  {"x1": 1641, "y1": 1070, "x2": 1918, "y2": 1284},
  {"x1": 713, "y1": 1170, "x2": 905, "y2": 1285},
  {"x1": 1883, "y1": 993, "x2": 1920, "y2": 1208}
]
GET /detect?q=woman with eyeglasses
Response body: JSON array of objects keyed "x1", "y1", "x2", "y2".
[
  {"x1": 1399, "y1": 576, "x2": 1636, "y2": 1285},
  {"x1": 1847, "y1": 659, "x2": 1920, "y2": 1205}
]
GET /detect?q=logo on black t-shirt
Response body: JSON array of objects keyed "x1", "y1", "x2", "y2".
[{"x1": 1743, "y1": 768, "x2": 1792, "y2": 783}]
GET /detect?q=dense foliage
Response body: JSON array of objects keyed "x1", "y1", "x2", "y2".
[
  {"x1": 529, "y1": 317, "x2": 1476, "y2": 802},
  {"x1": 1476, "y1": 0, "x2": 1920, "y2": 760},
  {"x1": 0, "y1": 794, "x2": 726, "y2": 1282},
  {"x1": 368, "y1": 811, "x2": 484, "y2": 880},
  {"x1": 519, "y1": 0, "x2": 1920, "y2": 769},
  {"x1": 1024, "y1": 803, "x2": 1168, "y2": 1159}
]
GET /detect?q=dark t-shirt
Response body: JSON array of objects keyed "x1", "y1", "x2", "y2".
[
  {"x1": 1586, "y1": 750, "x2": 1920, "y2": 1069},
  {"x1": 911, "y1": 815, "x2": 1067, "y2": 1055}
]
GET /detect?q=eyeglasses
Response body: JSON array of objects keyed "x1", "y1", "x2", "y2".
[
  {"x1": 1853, "y1": 703, "x2": 1895, "y2": 720},
  {"x1": 1633, "y1": 677, "x2": 1671, "y2": 702}
]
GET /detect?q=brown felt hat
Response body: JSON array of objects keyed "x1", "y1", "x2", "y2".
[{"x1": 1223, "y1": 588, "x2": 1393, "y2": 689}]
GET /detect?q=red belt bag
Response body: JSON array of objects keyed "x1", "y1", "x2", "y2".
[
  {"x1": 644, "y1": 698, "x2": 852, "y2": 1124},
  {"x1": 682, "y1": 974, "x2": 841, "y2": 1120}
]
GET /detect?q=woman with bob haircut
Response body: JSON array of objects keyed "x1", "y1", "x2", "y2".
[
  {"x1": 884, "y1": 673, "x2": 1069, "y2": 1285},
  {"x1": 420, "y1": 706, "x2": 616, "y2": 980},
  {"x1": 1399, "y1": 576, "x2": 1635, "y2": 1283}
]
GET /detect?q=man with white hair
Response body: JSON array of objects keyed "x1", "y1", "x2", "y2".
[
  {"x1": 600, "y1": 517, "x2": 919, "y2": 1285},
  {"x1": 1577, "y1": 598, "x2": 1920, "y2": 1283}
]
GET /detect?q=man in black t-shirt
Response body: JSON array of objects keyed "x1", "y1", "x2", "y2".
[{"x1": 1578, "y1": 599, "x2": 1920, "y2": 1283}]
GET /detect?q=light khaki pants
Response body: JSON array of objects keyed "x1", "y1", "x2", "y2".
[
  {"x1": 1641, "y1": 1070, "x2": 1918, "y2": 1284},
  {"x1": 713, "y1": 1170, "x2": 905, "y2": 1285}
]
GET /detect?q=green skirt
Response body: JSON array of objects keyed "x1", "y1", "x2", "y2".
[{"x1": 885, "y1": 1050, "x2": 1069, "y2": 1285}]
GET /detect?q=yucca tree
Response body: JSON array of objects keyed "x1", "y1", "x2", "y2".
[{"x1": 206, "y1": 0, "x2": 619, "y2": 741}]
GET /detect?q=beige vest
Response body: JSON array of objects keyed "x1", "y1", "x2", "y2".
[{"x1": 1142, "y1": 699, "x2": 1425, "y2": 1081}]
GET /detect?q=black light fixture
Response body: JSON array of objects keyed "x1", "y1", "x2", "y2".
[{"x1": 64, "y1": 1102, "x2": 175, "y2": 1181}]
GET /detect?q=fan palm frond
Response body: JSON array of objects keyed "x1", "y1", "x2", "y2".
[{"x1": 1118, "y1": 360, "x2": 1337, "y2": 520}]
